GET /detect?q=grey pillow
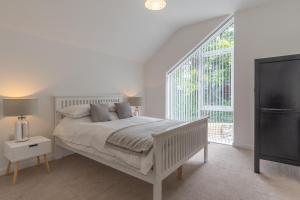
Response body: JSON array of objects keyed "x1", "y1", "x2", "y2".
[
  {"x1": 90, "y1": 104, "x2": 112, "y2": 122},
  {"x1": 115, "y1": 102, "x2": 133, "y2": 119}
]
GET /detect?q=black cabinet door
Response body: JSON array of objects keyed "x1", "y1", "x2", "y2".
[
  {"x1": 259, "y1": 112, "x2": 300, "y2": 160},
  {"x1": 259, "y1": 60, "x2": 300, "y2": 110}
]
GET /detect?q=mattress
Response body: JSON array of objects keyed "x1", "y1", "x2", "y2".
[{"x1": 53, "y1": 117, "x2": 160, "y2": 175}]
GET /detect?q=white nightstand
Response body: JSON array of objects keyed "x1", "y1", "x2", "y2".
[{"x1": 4, "y1": 136, "x2": 52, "y2": 184}]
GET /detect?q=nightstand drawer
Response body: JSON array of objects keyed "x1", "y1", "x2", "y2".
[{"x1": 5, "y1": 140, "x2": 51, "y2": 162}]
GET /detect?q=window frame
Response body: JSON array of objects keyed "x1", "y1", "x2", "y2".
[{"x1": 166, "y1": 16, "x2": 234, "y2": 119}]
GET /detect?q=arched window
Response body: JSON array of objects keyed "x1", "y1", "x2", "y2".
[{"x1": 167, "y1": 17, "x2": 234, "y2": 145}]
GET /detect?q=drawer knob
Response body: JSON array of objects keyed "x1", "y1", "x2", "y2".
[{"x1": 29, "y1": 144, "x2": 38, "y2": 148}]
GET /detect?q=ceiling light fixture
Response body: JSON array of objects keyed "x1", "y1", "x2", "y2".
[{"x1": 145, "y1": 0, "x2": 167, "y2": 11}]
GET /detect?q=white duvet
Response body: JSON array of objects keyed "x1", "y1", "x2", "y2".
[{"x1": 53, "y1": 116, "x2": 161, "y2": 175}]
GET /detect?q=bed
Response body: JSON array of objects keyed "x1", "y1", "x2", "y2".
[{"x1": 53, "y1": 95, "x2": 208, "y2": 200}]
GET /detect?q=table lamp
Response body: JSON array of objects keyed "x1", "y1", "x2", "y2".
[
  {"x1": 128, "y1": 97, "x2": 143, "y2": 116},
  {"x1": 3, "y1": 98, "x2": 37, "y2": 142}
]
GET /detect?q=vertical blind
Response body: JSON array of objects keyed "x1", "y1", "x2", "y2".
[{"x1": 167, "y1": 18, "x2": 234, "y2": 144}]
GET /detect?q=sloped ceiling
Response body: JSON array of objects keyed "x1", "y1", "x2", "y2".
[{"x1": 0, "y1": 0, "x2": 274, "y2": 63}]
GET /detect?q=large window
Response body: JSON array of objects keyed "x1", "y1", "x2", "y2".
[{"x1": 167, "y1": 17, "x2": 234, "y2": 145}]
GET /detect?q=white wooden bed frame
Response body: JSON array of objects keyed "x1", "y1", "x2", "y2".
[{"x1": 53, "y1": 95, "x2": 208, "y2": 200}]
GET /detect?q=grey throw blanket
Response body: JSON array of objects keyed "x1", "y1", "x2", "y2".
[{"x1": 106, "y1": 119, "x2": 183, "y2": 154}]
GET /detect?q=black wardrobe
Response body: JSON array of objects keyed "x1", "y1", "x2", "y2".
[{"x1": 255, "y1": 54, "x2": 300, "y2": 173}]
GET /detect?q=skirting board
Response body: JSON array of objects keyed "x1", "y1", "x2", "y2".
[{"x1": 233, "y1": 142, "x2": 253, "y2": 150}]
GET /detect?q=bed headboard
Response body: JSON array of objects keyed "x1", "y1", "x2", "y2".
[{"x1": 54, "y1": 95, "x2": 125, "y2": 125}]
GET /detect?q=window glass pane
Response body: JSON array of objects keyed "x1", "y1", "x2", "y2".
[{"x1": 167, "y1": 18, "x2": 234, "y2": 145}]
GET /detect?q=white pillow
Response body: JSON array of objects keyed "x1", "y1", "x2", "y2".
[
  {"x1": 109, "y1": 112, "x2": 119, "y2": 120},
  {"x1": 108, "y1": 104, "x2": 116, "y2": 112},
  {"x1": 58, "y1": 105, "x2": 90, "y2": 118}
]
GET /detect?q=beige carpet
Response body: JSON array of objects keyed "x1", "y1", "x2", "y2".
[{"x1": 0, "y1": 144, "x2": 300, "y2": 200}]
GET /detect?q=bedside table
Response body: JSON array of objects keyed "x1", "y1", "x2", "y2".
[{"x1": 4, "y1": 136, "x2": 52, "y2": 184}]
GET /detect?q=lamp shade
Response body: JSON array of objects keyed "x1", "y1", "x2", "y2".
[
  {"x1": 128, "y1": 97, "x2": 143, "y2": 107},
  {"x1": 3, "y1": 98, "x2": 37, "y2": 117}
]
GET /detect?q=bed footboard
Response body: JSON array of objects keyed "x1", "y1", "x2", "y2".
[{"x1": 152, "y1": 117, "x2": 208, "y2": 200}]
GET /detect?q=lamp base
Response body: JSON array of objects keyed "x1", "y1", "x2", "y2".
[
  {"x1": 133, "y1": 107, "x2": 140, "y2": 117},
  {"x1": 15, "y1": 117, "x2": 30, "y2": 142}
]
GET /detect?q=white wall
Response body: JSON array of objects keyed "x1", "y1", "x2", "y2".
[
  {"x1": 144, "y1": 0, "x2": 300, "y2": 150},
  {"x1": 0, "y1": 27, "x2": 144, "y2": 174},
  {"x1": 234, "y1": 0, "x2": 300, "y2": 149}
]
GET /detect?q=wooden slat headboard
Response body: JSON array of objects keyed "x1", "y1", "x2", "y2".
[{"x1": 54, "y1": 95, "x2": 125, "y2": 125}]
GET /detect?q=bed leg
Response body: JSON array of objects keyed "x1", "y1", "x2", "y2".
[
  {"x1": 204, "y1": 143, "x2": 208, "y2": 163},
  {"x1": 153, "y1": 180, "x2": 162, "y2": 200},
  {"x1": 177, "y1": 166, "x2": 183, "y2": 180}
]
